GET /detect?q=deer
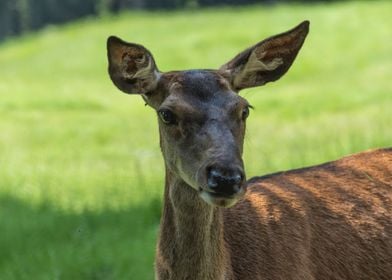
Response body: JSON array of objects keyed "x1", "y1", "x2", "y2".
[{"x1": 106, "y1": 21, "x2": 392, "y2": 280}]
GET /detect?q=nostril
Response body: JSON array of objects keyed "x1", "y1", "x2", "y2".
[
  {"x1": 207, "y1": 168, "x2": 221, "y2": 189},
  {"x1": 207, "y1": 167, "x2": 244, "y2": 193},
  {"x1": 232, "y1": 173, "x2": 243, "y2": 185}
]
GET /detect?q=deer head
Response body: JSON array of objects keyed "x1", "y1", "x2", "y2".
[{"x1": 107, "y1": 21, "x2": 309, "y2": 208}]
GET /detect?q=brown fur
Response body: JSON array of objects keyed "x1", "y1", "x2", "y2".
[
  {"x1": 156, "y1": 169, "x2": 231, "y2": 280},
  {"x1": 155, "y1": 149, "x2": 392, "y2": 280},
  {"x1": 225, "y1": 148, "x2": 392, "y2": 279},
  {"x1": 106, "y1": 21, "x2": 392, "y2": 279}
]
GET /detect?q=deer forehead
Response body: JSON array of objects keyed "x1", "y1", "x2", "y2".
[{"x1": 158, "y1": 70, "x2": 245, "y2": 113}]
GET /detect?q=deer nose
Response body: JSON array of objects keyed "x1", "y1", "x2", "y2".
[{"x1": 207, "y1": 167, "x2": 244, "y2": 196}]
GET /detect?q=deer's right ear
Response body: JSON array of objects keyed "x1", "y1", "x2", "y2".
[{"x1": 107, "y1": 36, "x2": 160, "y2": 95}]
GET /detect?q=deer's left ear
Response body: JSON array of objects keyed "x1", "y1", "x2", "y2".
[
  {"x1": 107, "y1": 36, "x2": 160, "y2": 95},
  {"x1": 220, "y1": 21, "x2": 309, "y2": 91}
]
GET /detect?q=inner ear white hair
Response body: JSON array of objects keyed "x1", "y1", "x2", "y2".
[
  {"x1": 220, "y1": 21, "x2": 310, "y2": 91},
  {"x1": 107, "y1": 36, "x2": 160, "y2": 95}
]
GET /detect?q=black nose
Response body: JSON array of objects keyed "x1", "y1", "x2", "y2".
[{"x1": 207, "y1": 166, "x2": 244, "y2": 196}]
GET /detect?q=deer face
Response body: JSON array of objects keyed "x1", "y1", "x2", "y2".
[
  {"x1": 153, "y1": 70, "x2": 249, "y2": 207},
  {"x1": 107, "y1": 21, "x2": 309, "y2": 207}
]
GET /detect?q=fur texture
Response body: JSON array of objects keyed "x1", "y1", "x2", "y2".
[{"x1": 156, "y1": 148, "x2": 392, "y2": 280}]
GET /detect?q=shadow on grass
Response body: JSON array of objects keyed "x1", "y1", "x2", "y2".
[{"x1": 0, "y1": 194, "x2": 162, "y2": 280}]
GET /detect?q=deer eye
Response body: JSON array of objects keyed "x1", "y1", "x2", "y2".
[
  {"x1": 242, "y1": 106, "x2": 250, "y2": 120},
  {"x1": 158, "y1": 109, "x2": 177, "y2": 125}
]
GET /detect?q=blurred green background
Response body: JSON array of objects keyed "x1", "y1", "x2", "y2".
[{"x1": 0, "y1": 0, "x2": 391, "y2": 279}]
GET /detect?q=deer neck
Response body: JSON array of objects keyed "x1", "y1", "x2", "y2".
[{"x1": 155, "y1": 168, "x2": 231, "y2": 280}]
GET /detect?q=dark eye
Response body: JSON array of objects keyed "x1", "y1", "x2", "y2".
[
  {"x1": 158, "y1": 109, "x2": 177, "y2": 125},
  {"x1": 242, "y1": 106, "x2": 250, "y2": 120}
]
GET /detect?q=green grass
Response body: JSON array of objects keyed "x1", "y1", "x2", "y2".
[{"x1": 0, "y1": 1, "x2": 391, "y2": 279}]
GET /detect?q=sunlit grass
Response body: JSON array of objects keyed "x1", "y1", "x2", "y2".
[{"x1": 0, "y1": 1, "x2": 391, "y2": 279}]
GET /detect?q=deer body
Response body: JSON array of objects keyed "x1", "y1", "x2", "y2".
[
  {"x1": 156, "y1": 148, "x2": 392, "y2": 280},
  {"x1": 107, "y1": 21, "x2": 392, "y2": 279},
  {"x1": 233, "y1": 148, "x2": 392, "y2": 280}
]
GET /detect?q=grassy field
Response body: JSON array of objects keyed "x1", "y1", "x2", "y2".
[{"x1": 0, "y1": 1, "x2": 391, "y2": 279}]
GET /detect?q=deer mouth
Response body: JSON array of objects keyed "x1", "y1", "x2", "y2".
[{"x1": 198, "y1": 187, "x2": 245, "y2": 208}]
